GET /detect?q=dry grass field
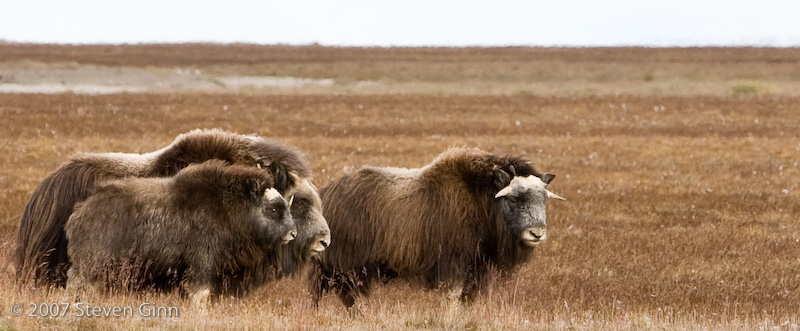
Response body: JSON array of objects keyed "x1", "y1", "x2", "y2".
[{"x1": 1, "y1": 44, "x2": 799, "y2": 330}]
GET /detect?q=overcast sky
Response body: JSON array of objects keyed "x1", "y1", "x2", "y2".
[{"x1": 2, "y1": 0, "x2": 798, "y2": 47}]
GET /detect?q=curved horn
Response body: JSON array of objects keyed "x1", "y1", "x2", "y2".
[
  {"x1": 495, "y1": 185, "x2": 513, "y2": 198},
  {"x1": 547, "y1": 190, "x2": 566, "y2": 201}
]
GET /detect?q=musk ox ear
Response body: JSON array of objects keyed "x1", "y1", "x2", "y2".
[
  {"x1": 541, "y1": 173, "x2": 556, "y2": 185},
  {"x1": 244, "y1": 177, "x2": 270, "y2": 201},
  {"x1": 492, "y1": 165, "x2": 511, "y2": 190},
  {"x1": 268, "y1": 162, "x2": 289, "y2": 194}
]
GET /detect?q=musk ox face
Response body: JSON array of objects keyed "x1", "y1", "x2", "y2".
[
  {"x1": 259, "y1": 188, "x2": 297, "y2": 245},
  {"x1": 285, "y1": 175, "x2": 330, "y2": 259},
  {"x1": 494, "y1": 171, "x2": 565, "y2": 248}
]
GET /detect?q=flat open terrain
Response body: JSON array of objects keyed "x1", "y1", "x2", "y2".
[{"x1": 1, "y1": 44, "x2": 799, "y2": 330}]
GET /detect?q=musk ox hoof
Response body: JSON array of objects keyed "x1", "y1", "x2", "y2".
[
  {"x1": 190, "y1": 288, "x2": 212, "y2": 307},
  {"x1": 346, "y1": 305, "x2": 364, "y2": 319},
  {"x1": 65, "y1": 267, "x2": 94, "y2": 301},
  {"x1": 443, "y1": 287, "x2": 464, "y2": 303}
]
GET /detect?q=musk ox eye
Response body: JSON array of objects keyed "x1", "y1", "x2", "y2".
[
  {"x1": 292, "y1": 199, "x2": 309, "y2": 211},
  {"x1": 264, "y1": 207, "x2": 279, "y2": 218}
]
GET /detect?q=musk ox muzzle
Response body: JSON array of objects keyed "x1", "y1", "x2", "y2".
[
  {"x1": 282, "y1": 230, "x2": 298, "y2": 244},
  {"x1": 521, "y1": 227, "x2": 547, "y2": 247},
  {"x1": 308, "y1": 231, "x2": 332, "y2": 256}
]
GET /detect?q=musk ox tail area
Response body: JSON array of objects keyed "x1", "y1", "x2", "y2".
[{"x1": 16, "y1": 161, "x2": 101, "y2": 287}]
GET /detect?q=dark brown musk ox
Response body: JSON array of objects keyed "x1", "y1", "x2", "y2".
[
  {"x1": 309, "y1": 147, "x2": 565, "y2": 308},
  {"x1": 65, "y1": 160, "x2": 295, "y2": 303},
  {"x1": 16, "y1": 128, "x2": 330, "y2": 288}
]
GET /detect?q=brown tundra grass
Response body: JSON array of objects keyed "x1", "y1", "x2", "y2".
[{"x1": 1, "y1": 45, "x2": 799, "y2": 330}]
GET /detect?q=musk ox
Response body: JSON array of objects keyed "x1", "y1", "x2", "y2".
[
  {"x1": 16, "y1": 129, "x2": 330, "y2": 287},
  {"x1": 65, "y1": 160, "x2": 295, "y2": 303},
  {"x1": 309, "y1": 147, "x2": 565, "y2": 307}
]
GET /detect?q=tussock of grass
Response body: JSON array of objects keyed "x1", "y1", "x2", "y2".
[{"x1": 732, "y1": 81, "x2": 760, "y2": 94}]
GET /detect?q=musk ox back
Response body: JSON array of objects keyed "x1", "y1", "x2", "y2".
[
  {"x1": 65, "y1": 160, "x2": 295, "y2": 303},
  {"x1": 16, "y1": 128, "x2": 329, "y2": 287},
  {"x1": 310, "y1": 147, "x2": 564, "y2": 307}
]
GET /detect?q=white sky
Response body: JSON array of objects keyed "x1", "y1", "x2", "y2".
[{"x1": 2, "y1": 0, "x2": 799, "y2": 46}]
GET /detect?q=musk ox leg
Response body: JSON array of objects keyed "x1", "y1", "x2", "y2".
[
  {"x1": 308, "y1": 263, "x2": 379, "y2": 309},
  {"x1": 308, "y1": 263, "x2": 329, "y2": 308},
  {"x1": 328, "y1": 271, "x2": 369, "y2": 308},
  {"x1": 182, "y1": 279, "x2": 217, "y2": 307},
  {"x1": 189, "y1": 287, "x2": 212, "y2": 307},
  {"x1": 308, "y1": 264, "x2": 371, "y2": 309},
  {"x1": 459, "y1": 261, "x2": 490, "y2": 305},
  {"x1": 182, "y1": 269, "x2": 219, "y2": 306},
  {"x1": 65, "y1": 266, "x2": 100, "y2": 300},
  {"x1": 337, "y1": 283, "x2": 359, "y2": 309},
  {"x1": 336, "y1": 266, "x2": 378, "y2": 309},
  {"x1": 65, "y1": 266, "x2": 84, "y2": 292}
]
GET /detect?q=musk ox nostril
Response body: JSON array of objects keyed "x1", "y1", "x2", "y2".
[
  {"x1": 320, "y1": 240, "x2": 330, "y2": 248},
  {"x1": 533, "y1": 229, "x2": 547, "y2": 241},
  {"x1": 282, "y1": 230, "x2": 297, "y2": 243},
  {"x1": 522, "y1": 227, "x2": 547, "y2": 245}
]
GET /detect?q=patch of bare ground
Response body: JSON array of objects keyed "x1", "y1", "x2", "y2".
[{"x1": 2, "y1": 44, "x2": 800, "y2": 96}]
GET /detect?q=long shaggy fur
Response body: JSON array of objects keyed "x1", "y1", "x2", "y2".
[
  {"x1": 16, "y1": 129, "x2": 312, "y2": 287},
  {"x1": 310, "y1": 147, "x2": 545, "y2": 306},
  {"x1": 65, "y1": 160, "x2": 293, "y2": 299}
]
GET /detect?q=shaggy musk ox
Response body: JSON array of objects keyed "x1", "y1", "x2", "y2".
[
  {"x1": 16, "y1": 129, "x2": 330, "y2": 287},
  {"x1": 310, "y1": 147, "x2": 565, "y2": 307},
  {"x1": 65, "y1": 160, "x2": 295, "y2": 303}
]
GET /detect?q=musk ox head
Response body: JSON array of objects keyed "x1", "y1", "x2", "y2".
[
  {"x1": 243, "y1": 138, "x2": 329, "y2": 259},
  {"x1": 259, "y1": 188, "x2": 297, "y2": 245},
  {"x1": 493, "y1": 166, "x2": 565, "y2": 248},
  {"x1": 285, "y1": 173, "x2": 330, "y2": 260}
]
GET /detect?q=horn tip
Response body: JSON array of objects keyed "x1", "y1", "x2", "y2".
[
  {"x1": 495, "y1": 186, "x2": 513, "y2": 198},
  {"x1": 547, "y1": 190, "x2": 567, "y2": 201}
]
